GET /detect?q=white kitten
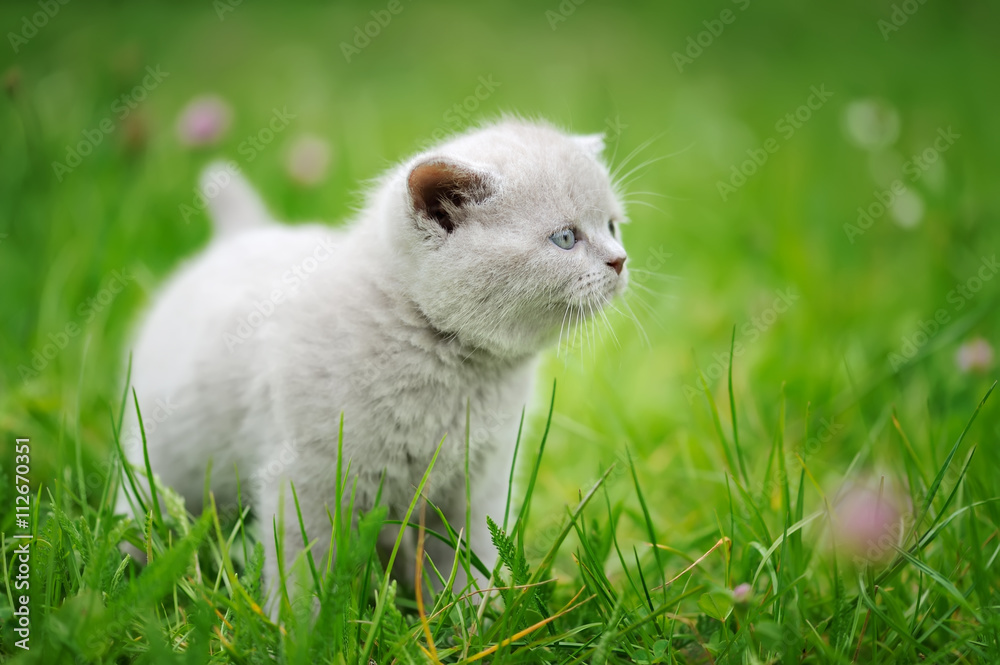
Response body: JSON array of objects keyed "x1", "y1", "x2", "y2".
[{"x1": 117, "y1": 119, "x2": 628, "y2": 609}]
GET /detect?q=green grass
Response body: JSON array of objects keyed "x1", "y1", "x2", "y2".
[{"x1": 2, "y1": 1, "x2": 1000, "y2": 662}]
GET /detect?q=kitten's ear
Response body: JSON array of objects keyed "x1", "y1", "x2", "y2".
[
  {"x1": 573, "y1": 133, "x2": 606, "y2": 157},
  {"x1": 407, "y1": 159, "x2": 493, "y2": 234}
]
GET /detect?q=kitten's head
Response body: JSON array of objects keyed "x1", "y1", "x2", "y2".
[{"x1": 392, "y1": 119, "x2": 629, "y2": 359}]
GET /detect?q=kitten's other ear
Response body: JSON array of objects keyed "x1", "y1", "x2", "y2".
[
  {"x1": 407, "y1": 159, "x2": 493, "y2": 234},
  {"x1": 573, "y1": 132, "x2": 606, "y2": 157}
]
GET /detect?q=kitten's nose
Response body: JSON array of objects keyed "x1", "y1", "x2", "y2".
[{"x1": 607, "y1": 256, "x2": 626, "y2": 275}]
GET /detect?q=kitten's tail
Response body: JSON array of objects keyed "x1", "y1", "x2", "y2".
[{"x1": 200, "y1": 161, "x2": 272, "y2": 238}]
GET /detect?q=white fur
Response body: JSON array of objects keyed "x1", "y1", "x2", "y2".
[{"x1": 118, "y1": 119, "x2": 628, "y2": 610}]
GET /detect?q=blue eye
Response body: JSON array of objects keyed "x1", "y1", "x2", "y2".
[{"x1": 549, "y1": 228, "x2": 576, "y2": 249}]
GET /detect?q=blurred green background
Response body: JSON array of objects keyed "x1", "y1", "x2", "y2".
[{"x1": 1, "y1": 0, "x2": 998, "y2": 566}]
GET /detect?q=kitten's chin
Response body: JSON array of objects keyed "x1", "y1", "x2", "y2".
[
  {"x1": 448, "y1": 316, "x2": 571, "y2": 362},
  {"x1": 480, "y1": 329, "x2": 561, "y2": 362},
  {"x1": 434, "y1": 288, "x2": 627, "y2": 361},
  {"x1": 571, "y1": 281, "x2": 626, "y2": 314},
  {"x1": 569, "y1": 271, "x2": 628, "y2": 310}
]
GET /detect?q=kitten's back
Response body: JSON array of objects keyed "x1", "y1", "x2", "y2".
[{"x1": 125, "y1": 222, "x2": 343, "y2": 509}]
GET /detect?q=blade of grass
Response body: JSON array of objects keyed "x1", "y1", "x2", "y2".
[
  {"x1": 288, "y1": 481, "x2": 321, "y2": 593},
  {"x1": 626, "y1": 447, "x2": 666, "y2": 602},
  {"x1": 464, "y1": 399, "x2": 472, "y2": 587},
  {"x1": 108, "y1": 406, "x2": 146, "y2": 517},
  {"x1": 727, "y1": 326, "x2": 749, "y2": 485},
  {"x1": 912, "y1": 382, "x2": 994, "y2": 539},
  {"x1": 695, "y1": 356, "x2": 739, "y2": 479},
  {"x1": 132, "y1": 388, "x2": 163, "y2": 529},
  {"x1": 889, "y1": 546, "x2": 979, "y2": 620},
  {"x1": 464, "y1": 588, "x2": 594, "y2": 663},
  {"x1": 503, "y1": 407, "x2": 526, "y2": 532},
  {"x1": 879, "y1": 445, "x2": 982, "y2": 587},
  {"x1": 414, "y1": 500, "x2": 442, "y2": 664},
  {"x1": 515, "y1": 380, "x2": 556, "y2": 536}
]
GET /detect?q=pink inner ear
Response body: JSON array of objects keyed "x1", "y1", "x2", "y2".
[
  {"x1": 408, "y1": 163, "x2": 455, "y2": 208},
  {"x1": 408, "y1": 161, "x2": 490, "y2": 233}
]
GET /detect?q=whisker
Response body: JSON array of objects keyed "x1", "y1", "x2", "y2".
[
  {"x1": 614, "y1": 154, "x2": 673, "y2": 191},
  {"x1": 615, "y1": 142, "x2": 696, "y2": 194},
  {"x1": 587, "y1": 302, "x2": 597, "y2": 360},
  {"x1": 607, "y1": 127, "x2": 623, "y2": 175},
  {"x1": 619, "y1": 297, "x2": 651, "y2": 348},
  {"x1": 610, "y1": 133, "x2": 664, "y2": 181},
  {"x1": 621, "y1": 199, "x2": 665, "y2": 213},
  {"x1": 628, "y1": 268, "x2": 680, "y2": 278},
  {"x1": 573, "y1": 305, "x2": 583, "y2": 353},
  {"x1": 599, "y1": 296, "x2": 621, "y2": 350},
  {"x1": 557, "y1": 301, "x2": 571, "y2": 358},
  {"x1": 625, "y1": 190, "x2": 669, "y2": 199},
  {"x1": 624, "y1": 290, "x2": 664, "y2": 330},
  {"x1": 576, "y1": 306, "x2": 585, "y2": 363},
  {"x1": 628, "y1": 280, "x2": 664, "y2": 297}
]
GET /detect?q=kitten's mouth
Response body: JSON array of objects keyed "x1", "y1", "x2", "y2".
[
  {"x1": 568, "y1": 269, "x2": 627, "y2": 310},
  {"x1": 553, "y1": 270, "x2": 627, "y2": 343},
  {"x1": 612, "y1": 269, "x2": 629, "y2": 297}
]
